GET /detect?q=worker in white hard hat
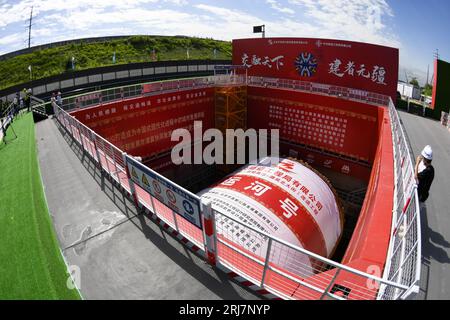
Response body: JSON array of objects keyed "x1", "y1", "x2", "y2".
[{"x1": 414, "y1": 145, "x2": 435, "y2": 202}]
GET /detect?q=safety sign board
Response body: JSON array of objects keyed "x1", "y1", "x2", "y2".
[{"x1": 125, "y1": 155, "x2": 203, "y2": 229}]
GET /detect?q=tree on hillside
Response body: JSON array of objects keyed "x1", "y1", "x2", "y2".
[
  {"x1": 409, "y1": 77, "x2": 419, "y2": 87},
  {"x1": 423, "y1": 83, "x2": 433, "y2": 97}
]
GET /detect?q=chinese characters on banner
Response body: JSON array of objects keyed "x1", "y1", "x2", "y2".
[
  {"x1": 243, "y1": 52, "x2": 388, "y2": 86},
  {"x1": 269, "y1": 104, "x2": 348, "y2": 151},
  {"x1": 241, "y1": 53, "x2": 285, "y2": 70},
  {"x1": 328, "y1": 59, "x2": 387, "y2": 85},
  {"x1": 233, "y1": 38, "x2": 399, "y2": 101},
  {"x1": 247, "y1": 87, "x2": 379, "y2": 163},
  {"x1": 71, "y1": 89, "x2": 214, "y2": 159},
  {"x1": 221, "y1": 166, "x2": 324, "y2": 217},
  {"x1": 201, "y1": 158, "x2": 342, "y2": 263},
  {"x1": 202, "y1": 189, "x2": 276, "y2": 252}
]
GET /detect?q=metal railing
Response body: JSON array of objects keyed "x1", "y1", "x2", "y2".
[
  {"x1": 211, "y1": 208, "x2": 409, "y2": 300},
  {"x1": 58, "y1": 74, "x2": 390, "y2": 113},
  {"x1": 246, "y1": 76, "x2": 390, "y2": 106},
  {"x1": 60, "y1": 76, "x2": 220, "y2": 111},
  {"x1": 47, "y1": 74, "x2": 420, "y2": 300},
  {"x1": 0, "y1": 102, "x2": 15, "y2": 142},
  {"x1": 52, "y1": 101, "x2": 206, "y2": 251},
  {"x1": 378, "y1": 100, "x2": 422, "y2": 299}
]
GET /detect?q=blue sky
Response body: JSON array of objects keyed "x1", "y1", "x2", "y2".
[{"x1": 0, "y1": 0, "x2": 449, "y2": 85}]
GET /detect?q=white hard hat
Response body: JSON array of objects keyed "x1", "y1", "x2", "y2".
[{"x1": 421, "y1": 145, "x2": 433, "y2": 160}]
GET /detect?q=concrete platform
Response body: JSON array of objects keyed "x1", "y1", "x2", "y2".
[
  {"x1": 398, "y1": 110, "x2": 450, "y2": 300},
  {"x1": 35, "y1": 117, "x2": 260, "y2": 300}
]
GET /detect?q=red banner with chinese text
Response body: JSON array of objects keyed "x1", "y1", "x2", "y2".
[
  {"x1": 247, "y1": 86, "x2": 380, "y2": 164},
  {"x1": 233, "y1": 38, "x2": 399, "y2": 102},
  {"x1": 71, "y1": 88, "x2": 215, "y2": 159}
]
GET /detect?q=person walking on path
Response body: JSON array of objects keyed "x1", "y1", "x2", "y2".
[
  {"x1": 13, "y1": 93, "x2": 19, "y2": 117},
  {"x1": 23, "y1": 88, "x2": 31, "y2": 112},
  {"x1": 57, "y1": 91, "x2": 62, "y2": 107},
  {"x1": 414, "y1": 145, "x2": 435, "y2": 203},
  {"x1": 19, "y1": 94, "x2": 24, "y2": 114},
  {"x1": 50, "y1": 92, "x2": 56, "y2": 105}
]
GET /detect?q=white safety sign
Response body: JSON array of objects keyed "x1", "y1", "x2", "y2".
[{"x1": 126, "y1": 155, "x2": 203, "y2": 229}]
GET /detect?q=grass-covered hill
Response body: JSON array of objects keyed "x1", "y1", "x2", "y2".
[{"x1": 0, "y1": 35, "x2": 232, "y2": 90}]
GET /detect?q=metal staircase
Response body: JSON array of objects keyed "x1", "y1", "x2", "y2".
[
  {"x1": 336, "y1": 186, "x2": 367, "y2": 207},
  {"x1": 30, "y1": 96, "x2": 48, "y2": 121}
]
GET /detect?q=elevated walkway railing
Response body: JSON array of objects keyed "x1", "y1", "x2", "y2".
[
  {"x1": 378, "y1": 100, "x2": 422, "y2": 299},
  {"x1": 246, "y1": 76, "x2": 391, "y2": 107},
  {"x1": 30, "y1": 96, "x2": 48, "y2": 116},
  {"x1": 1, "y1": 102, "x2": 15, "y2": 142},
  {"x1": 59, "y1": 74, "x2": 390, "y2": 113},
  {"x1": 45, "y1": 75, "x2": 420, "y2": 300}
]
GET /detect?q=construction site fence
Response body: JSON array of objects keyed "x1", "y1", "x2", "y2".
[
  {"x1": 49, "y1": 74, "x2": 420, "y2": 300},
  {"x1": 59, "y1": 74, "x2": 391, "y2": 112},
  {"x1": 378, "y1": 100, "x2": 422, "y2": 299},
  {"x1": 0, "y1": 102, "x2": 16, "y2": 142}
]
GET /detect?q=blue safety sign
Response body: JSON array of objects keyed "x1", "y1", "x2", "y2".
[{"x1": 126, "y1": 155, "x2": 202, "y2": 229}]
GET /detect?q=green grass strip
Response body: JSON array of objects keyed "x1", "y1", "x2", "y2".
[{"x1": 0, "y1": 114, "x2": 80, "y2": 299}]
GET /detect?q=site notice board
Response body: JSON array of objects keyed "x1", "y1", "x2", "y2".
[{"x1": 125, "y1": 155, "x2": 203, "y2": 229}]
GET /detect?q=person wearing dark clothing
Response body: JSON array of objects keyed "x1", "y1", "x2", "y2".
[
  {"x1": 13, "y1": 93, "x2": 19, "y2": 116},
  {"x1": 57, "y1": 91, "x2": 62, "y2": 106},
  {"x1": 23, "y1": 88, "x2": 32, "y2": 112},
  {"x1": 414, "y1": 145, "x2": 435, "y2": 203}
]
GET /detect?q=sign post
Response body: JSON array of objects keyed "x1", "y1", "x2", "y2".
[
  {"x1": 201, "y1": 200, "x2": 217, "y2": 266},
  {"x1": 123, "y1": 153, "x2": 140, "y2": 209},
  {"x1": 253, "y1": 25, "x2": 265, "y2": 38}
]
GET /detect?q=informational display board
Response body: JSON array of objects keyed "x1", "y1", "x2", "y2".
[
  {"x1": 247, "y1": 86, "x2": 380, "y2": 163},
  {"x1": 233, "y1": 37, "x2": 399, "y2": 102},
  {"x1": 126, "y1": 155, "x2": 203, "y2": 229},
  {"x1": 71, "y1": 88, "x2": 215, "y2": 159}
]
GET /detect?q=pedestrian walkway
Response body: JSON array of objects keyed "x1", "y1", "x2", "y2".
[
  {"x1": 35, "y1": 117, "x2": 260, "y2": 300},
  {"x1": 398, "y1": 110, "x2": 450, "y2": 300}
]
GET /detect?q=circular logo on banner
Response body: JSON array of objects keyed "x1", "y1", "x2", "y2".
[
  {"x1": 166, "y1": 189, "x2": 177, "y2": 204},
  {"x1": 183, "y1": 200, "x2": 194, "y2": 216},
  {"x1": 294, "y1": 52, "x2": 318, "y2": 77},
  {"x1": 152, "y1": 181, "x2": 162, "y2": 194}
]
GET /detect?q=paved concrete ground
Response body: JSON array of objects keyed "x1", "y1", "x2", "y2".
[
  {"x1": 398, "y1": 110, "x2": 450, "y2": 300},
  {"x1": 35, "y1": 117, "x2": 260, "y2": 300}
]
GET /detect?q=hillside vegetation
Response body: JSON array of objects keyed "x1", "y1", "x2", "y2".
[{"x1": 0, "y1": 35, "x2": 232, "y2": 90}]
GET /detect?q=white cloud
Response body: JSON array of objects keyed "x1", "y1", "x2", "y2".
[
  {"x1": 0, "y1": 0, "x2": 406, "y2": 72},
  {"x1": 265, "y1": 0, "x2": 295, "y2": 15},
  {"x1": 287, "y1": 0, "x2": 399, "y2": 47},
  {"x1": 0, "y1": 0, "x2": 430, "y2": 88},
  {"x1": 0, "y1": 32, "x2": 22, "y2": 45},
  {"x1": 0, "y1": 0, "x2": 176, "y2": 27},
  {"x1": 0, "y1": 0, "x2": 399, "y2": 47}
]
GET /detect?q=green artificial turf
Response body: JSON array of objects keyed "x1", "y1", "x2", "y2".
[{"x1": 0, "y1": 113, "x2": 81, "y2": 299}]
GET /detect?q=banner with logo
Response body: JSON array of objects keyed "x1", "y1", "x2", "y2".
[{"x1": 233, "y1": 38, "x2": 399, "y2": 102}]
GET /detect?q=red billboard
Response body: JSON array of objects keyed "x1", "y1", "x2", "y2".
[
  {"x1": 431, "y1": 59, "x2": 450, "y2": 117},
  {"x1": 233, "y1": 38, "x2": 399, "y2": 102},
  {"x1": 247, "y1": 87, "x2": 380, "y2": 164}
]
